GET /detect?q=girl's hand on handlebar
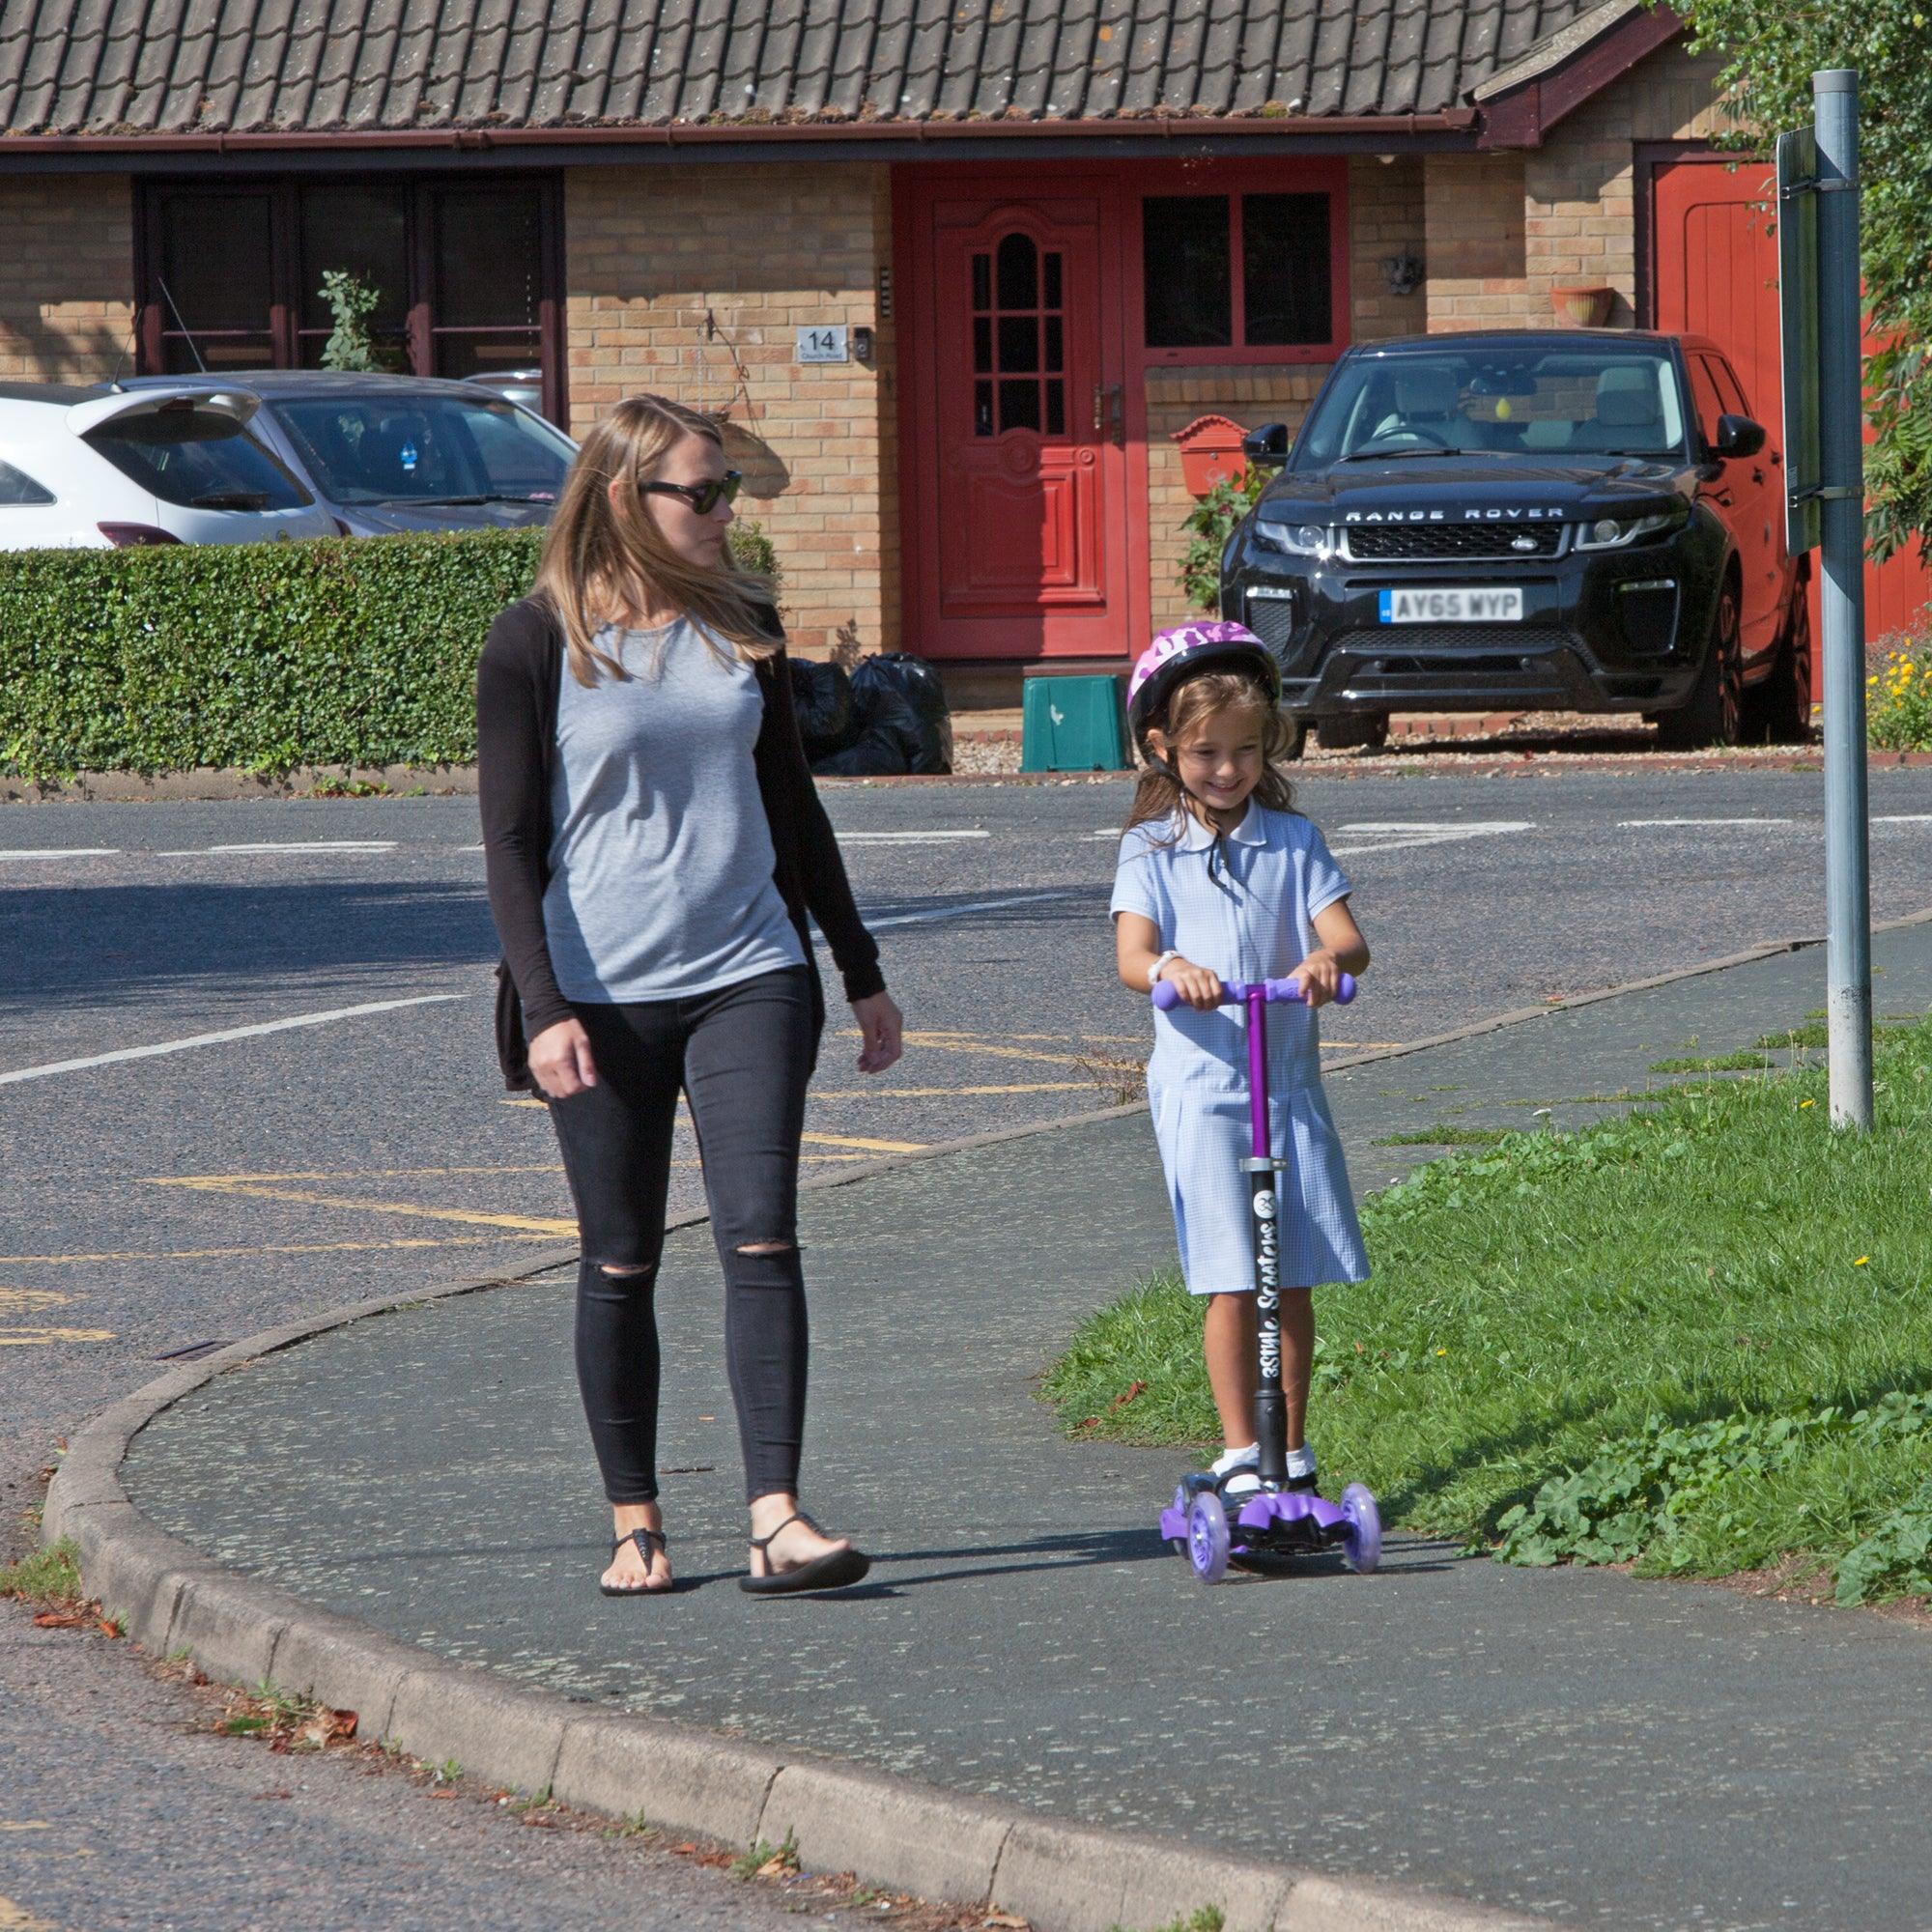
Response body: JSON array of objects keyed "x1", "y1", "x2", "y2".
[
  {"x1": 529, "y1": 1017, "x2": 597, "y2": 1099},
  {"x1": 1291, "y1": 950, "x2": 1346, "y2": 1009},
  {"x1": 1159, "y1": 958, "x2": 1225, "y2": 1011},
  {"x1": 852, "y1": 990, "x2": 904, "y2": 1073}
]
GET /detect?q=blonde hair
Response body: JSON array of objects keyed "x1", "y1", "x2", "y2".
[
  {"x1": 1123, "y1": 670, "x2": 1298, "y2": 836},
  {"x1": 534, "y1": 394, "x2": 779, "y2": 688}
]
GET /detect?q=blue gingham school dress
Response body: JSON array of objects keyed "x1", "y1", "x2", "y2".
[{"x1": 1110, "y1": 803, "x2": 1369, "y2": 1295}]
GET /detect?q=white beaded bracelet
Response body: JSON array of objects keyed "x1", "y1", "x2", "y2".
[{"x1": 1148, "y1": 951, "x2": 1181, "y2": 990}]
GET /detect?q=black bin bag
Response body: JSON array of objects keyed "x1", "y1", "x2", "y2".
[
  {"x1": 813, "y1": 652, "x2": 952, "y2": 778},
  {"x1": 786, "y1": 657, "x2": 857, "y2": 762}
]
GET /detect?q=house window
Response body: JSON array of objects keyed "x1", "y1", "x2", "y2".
[
  {"x1": 1139, "y1": 166, "x2": 1347, "y2": 365},
  {"x1": 138, "y1": 178, "x2": 563, "y2": 422}
]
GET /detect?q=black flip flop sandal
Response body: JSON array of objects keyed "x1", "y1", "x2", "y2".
[
  {"x1": 739, "y1": 1511, "x2": 870, "y2": 1596},
  {"x1": 600, "y1": 1525, "x2": 670, "y2": 1598}
]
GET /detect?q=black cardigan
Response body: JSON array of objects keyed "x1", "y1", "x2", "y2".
[{"x1": 475, "y1": 594, "x2": 886, "y2": 1091}]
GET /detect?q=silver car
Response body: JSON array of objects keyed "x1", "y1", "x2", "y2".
[{"x1": 121, "y1": 371, "x2": 577, "y2": 536}]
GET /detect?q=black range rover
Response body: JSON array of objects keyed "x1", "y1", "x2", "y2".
[{"x1": 1221, "y1": 330, "x2": 1810, "y2": 752}]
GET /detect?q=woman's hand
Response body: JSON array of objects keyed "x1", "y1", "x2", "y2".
[
  {"x1": 851, "y1": 990, "x2": 904, "y2": 1073},
  {"x1": 528, "y1": 1017, "x2": 598, "y2": 1099},
  {"x1": 1161, "y1": 957, "x2": 1226, "y2": 1011}
]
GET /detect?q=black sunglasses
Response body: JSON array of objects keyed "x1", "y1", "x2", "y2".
[{"x1": 639, "y1": 470, "x2": 743, "y2": 516}]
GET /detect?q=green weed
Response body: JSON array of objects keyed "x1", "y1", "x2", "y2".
[
  {"x1": 1647, "y1": 1051, "x2": 1769, "y2": 1073},
  {"x1": 730, "y1": 1831, "x2": 800, "y2": 1880},
  {"x1": 0, "y1": 1539, "x2": 81, "y2": 1606}
]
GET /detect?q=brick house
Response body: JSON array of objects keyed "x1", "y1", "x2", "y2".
[{"x1": 1, "y1": 0, "x2": 1921, "y2": 690}]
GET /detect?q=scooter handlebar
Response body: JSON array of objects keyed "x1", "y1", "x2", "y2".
[{"x1": 1151, "y1": 973, "x2": 1356, "y2": 1012}]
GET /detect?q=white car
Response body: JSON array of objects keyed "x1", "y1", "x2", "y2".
[{"x1": 0, "y1": 383, "x2": 336, "y2": 550}]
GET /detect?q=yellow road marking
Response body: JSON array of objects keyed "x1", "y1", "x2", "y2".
[
  {"x1": 142, "y1": 1164, "x2": 564, "y2": 1183},
  {"x1": 0, "y1": 1288, "x2": 71, "y2": 1311},
  {"x1": 0, "y1": 1235, "x2": 566, "y2": 1264},
  {"x1": 144, "y1": 1178, "x2": 579, "y2": 1236},
  {"x1": 0, "y1": 1824, "x2": 54, "y2": 1832},
  {"x1": 0, "y1": 1328, "x2": 116, "y2": 1347},
  {"x1": 799, "y1": 1131, "x2": 925, "y2": 1153},
  {"x1": 0, "y1": 1896, "x2": 58, "y2": 1931}
]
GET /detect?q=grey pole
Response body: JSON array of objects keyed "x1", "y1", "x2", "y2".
[{"x1": 1814, "y1": 68, "x2": 1872, "y2": 1130}]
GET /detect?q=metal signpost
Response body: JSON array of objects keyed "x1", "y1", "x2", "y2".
[{"x1": 1780, "y1": 70, "x2": 1872, "y2": 1129}]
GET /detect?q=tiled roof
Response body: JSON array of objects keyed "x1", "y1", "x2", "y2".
[{"x1": 0, "y1": 0, "x2": 1605, "y2": 139}]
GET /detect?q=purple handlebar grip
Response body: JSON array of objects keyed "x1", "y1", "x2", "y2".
[{"x1": 1151, "y1": 972, "x2": 1356, "y2": 1010}]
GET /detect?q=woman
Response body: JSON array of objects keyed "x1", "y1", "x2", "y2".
[{"x1": 477, "y1": 394, "x2": 903, "y2": 1598}]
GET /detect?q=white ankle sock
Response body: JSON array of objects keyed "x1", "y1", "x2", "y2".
[
  {"x1": 1211, "y1": 1442, "x2": 1259, "y2": 1476},
  {"x1": 1286, "y1": 1444, "x2": 1318, "y2": 1479}
]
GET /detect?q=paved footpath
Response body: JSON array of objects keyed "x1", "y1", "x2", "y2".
[{"x1": 92, "y1": 921, "x2": 1932, "y2": 1931}]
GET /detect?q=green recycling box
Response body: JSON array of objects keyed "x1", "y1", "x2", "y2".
[{"x1": 1020, "y1": 673, "x2": 1128, "y2": 773}]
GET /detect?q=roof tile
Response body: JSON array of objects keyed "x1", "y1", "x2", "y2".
[{"x1": 0, "y1": 0, "x2": 1605, "y2": 135}]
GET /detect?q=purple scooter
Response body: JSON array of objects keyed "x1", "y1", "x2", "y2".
[{"x1": 1151, "y1": 974, "x2": 1382, "y2": 1583}]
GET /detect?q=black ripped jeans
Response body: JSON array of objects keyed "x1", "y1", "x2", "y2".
[{"x1": 546, "y1": 966, "x2": 818, "y2": 1504}]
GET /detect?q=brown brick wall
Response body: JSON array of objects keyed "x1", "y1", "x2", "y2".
[
  {"x1": 0, "y1": 176, "x2": 134, "y2": 382},
  {"x1": 563, "y1": 162, "x2": 895, "y2": 657},
  {"x1": 1350, "y1": 154, "x2": 1428, "y2": 344},
  {"x1": 1423, "y1": 153, "x2": 1529, "y2": 331}
]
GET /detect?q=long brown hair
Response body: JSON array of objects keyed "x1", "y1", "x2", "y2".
[
  {"x1": 534, "y1": 394, "x2": 778, "y2": 688},
  {"x1": 1123, "y1": 670, "x2": 1298, "y2": 837}
]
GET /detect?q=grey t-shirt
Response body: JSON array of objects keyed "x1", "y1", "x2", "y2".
[{"x1": 541, "y1": 619, "x2": 806, "y2": 1003}]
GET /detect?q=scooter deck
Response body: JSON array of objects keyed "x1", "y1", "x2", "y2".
[{"x1": 1159, "y1": 1484, "x2": 1349, "y2": 1555}]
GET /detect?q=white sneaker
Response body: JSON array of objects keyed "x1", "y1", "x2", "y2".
[{"x1": 1212, "y1": 1442, "x2": 1260, "y2": 1498}]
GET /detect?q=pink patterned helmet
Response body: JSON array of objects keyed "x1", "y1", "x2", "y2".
[{"x1": 1125, "y1": 620, "x2": 1281, "y2": 748}]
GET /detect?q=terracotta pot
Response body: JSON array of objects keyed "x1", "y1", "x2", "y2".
[{"x1": 1550, "y1": 285, "x2": 1616, "y2": 328}]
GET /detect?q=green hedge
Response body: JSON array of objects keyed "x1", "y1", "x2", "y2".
[{"x1": 0, "y1": 531, "x2": 544, "y2": 781}]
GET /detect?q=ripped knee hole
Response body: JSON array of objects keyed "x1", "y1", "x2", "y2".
[
  {"x1": 734, "y1": 1240, "x2": 795, "y2": 1256},
  {"x1": 597, "y1": 1263, "x2": 655, "y2": 1278}
]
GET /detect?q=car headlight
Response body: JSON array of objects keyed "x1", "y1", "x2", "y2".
[
  {"x1": 1252, "y1": 520, "x2": 1331, "y2": 558},
  {"x1": 1576, "y1": 508, "x2": 1682, "y2": 551}
]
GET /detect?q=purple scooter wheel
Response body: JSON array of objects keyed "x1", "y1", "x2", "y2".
[
  {"x1": 1340, "y1": 1483, "x2": 1381, "y2": 1575},
  {"x1": 1188, "y1": 1491, "x2": 1231, "y2": 1583},
  {"x1": 1168, "y1": 1482, "x2": 1191, "y2": 1556}
]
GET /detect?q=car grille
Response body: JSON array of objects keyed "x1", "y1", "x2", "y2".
[
  {"x1": 1243, "y1": 592, "x2": 1296, "y2": 657},
  {"x1": 1341, "y1": 524, "x2": 1564, "y2": 561},
  {"x1": 1331, "y1": 625, "x2": 1573, "y2": 661}
]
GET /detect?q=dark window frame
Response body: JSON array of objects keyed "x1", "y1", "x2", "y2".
[
  {"x1": 133, "y1": 176, "x2": 569, "y2": 428},
  {"x1": 1132, "y1": 158, "x2": 1350, "y2": 368}
]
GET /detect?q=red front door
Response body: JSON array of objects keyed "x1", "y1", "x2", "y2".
[
  {"x1": 902, "y1": 188, "x2": 1136, "y2": 660},
  {"x1": 1653, "y1": 156, "x2": 1931, "y2": 640}
]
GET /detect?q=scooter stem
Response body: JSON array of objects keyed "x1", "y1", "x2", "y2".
[{"x1": 1244, "y1": 983, "x2": 1289, "y2": 1490}]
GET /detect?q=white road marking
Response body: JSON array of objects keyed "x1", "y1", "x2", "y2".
[
  {"x1": 1330, "y1": 820, "x2": 1532, "y2": 856},
  {"x1": 1873, "y1": 815, "x2": 1932, "y2": 825},
  {"x1": 0, "y1": 848, "x2": 119, "y2": 861},
  {"x1": 861, "y1": 889, "x2": 1068, "y2": 931},
  {"x1": 838, "y1": 829, "x2": 989, "y2": 843},
  {"x1": 202, "y1": 841, "x2": 397, "y2": 854},
  {"x1": 1617, "y1": 817, "x2": 1795, "y2": 828},
  {"x1": 0, "y1": 992, "x2": 466, "y2": 1088}
]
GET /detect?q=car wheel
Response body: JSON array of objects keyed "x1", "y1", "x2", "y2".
[
  {"x1": 1742, "y1": 589, "x2": 1813, "y2": 745},
  {"x1": 1657, "y1": 582, "x2": 1743, "y2": 751},
  {"x1": 1315, "y1": 712, "x2": 1390, "y2": 753}
]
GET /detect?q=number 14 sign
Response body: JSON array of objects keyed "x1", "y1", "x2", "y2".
[{"x1": 795, "y1": 326, "x2": 849, "y2": 364}]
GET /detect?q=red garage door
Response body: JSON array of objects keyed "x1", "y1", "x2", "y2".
[{"x1": 1653, "y1": 156, "x2": 1930, "y2": 642}]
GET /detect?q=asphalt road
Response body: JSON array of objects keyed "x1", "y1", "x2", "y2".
[{"x1": 7, "y1": 761, "x2": 1932, "y2": 1930}]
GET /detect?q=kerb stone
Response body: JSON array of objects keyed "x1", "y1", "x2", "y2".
[
  {"x1": 759, "y1": 1760, "x2": 1010, "y2": 1904},
  {"x1": 551, "y1": 1715, "x2": 781, "y2": 1848}
]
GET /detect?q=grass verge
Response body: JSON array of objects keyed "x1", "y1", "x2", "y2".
[{"x1": 1041, "y1": 1020, "x2": 1932, "y2": 1604}]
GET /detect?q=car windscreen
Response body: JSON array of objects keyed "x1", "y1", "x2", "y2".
[
  {"x1": 270, "y1": 393, "x2": 575, "y2": 506},
  {"x1": 1293, "y1": 347, "x2": 1689, "y2": 468},
  {"x1": 83, "y1": 407, "x2": 313, "y2": 511}
]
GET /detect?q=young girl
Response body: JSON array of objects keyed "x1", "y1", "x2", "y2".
[{"x1": 1110, "y1": 621, "x2": 1369, "y2": 1500}]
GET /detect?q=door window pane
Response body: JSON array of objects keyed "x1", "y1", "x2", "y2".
[
  {"x1": 1043, "y1": 252, "x2": 1063, "y2": 309},
  {"x1": 971, "y1": 254, "x2": 991, "y2": 311},
  {"x1": 998, "y1": 379, "x2": 1041, "y2": 434},
  {"x1": 1144, "y1": 196, "x2": 1231, "y2": 348},
  {"x1": 974, "y1": 381, "x2": 994, "y2": 437},
  {"x1": 996, "y1": 233, "x2": 1038, "y2": 311},
  {"x1": 997, "y1": 315, "x2": 1039, "y2": 373},
  {"x1": 1242, "y1": 193, "x2": 1331, "y2": 345},
  {"x1": 973, "y1": 317, "x2": 992, "y2": 373},
  {"x1": 1044, "y1": 381, "x2": 1065, "y2": 437}
]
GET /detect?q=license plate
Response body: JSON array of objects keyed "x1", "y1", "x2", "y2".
[{"x1": 1378, "y1": 587, "x2": 1524, "y2": 623}]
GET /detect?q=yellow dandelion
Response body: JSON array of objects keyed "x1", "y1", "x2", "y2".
[
  {"x1": 1800, "y1": 1098, "x2": 1816, "y2": 1109},
  {"x1": 1435, "y1": 1347, "x2": 1448, "y2": 1356},
  {"x1": 1854, "y1": 1256, "x2": 1870, "y2": 1266}
]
